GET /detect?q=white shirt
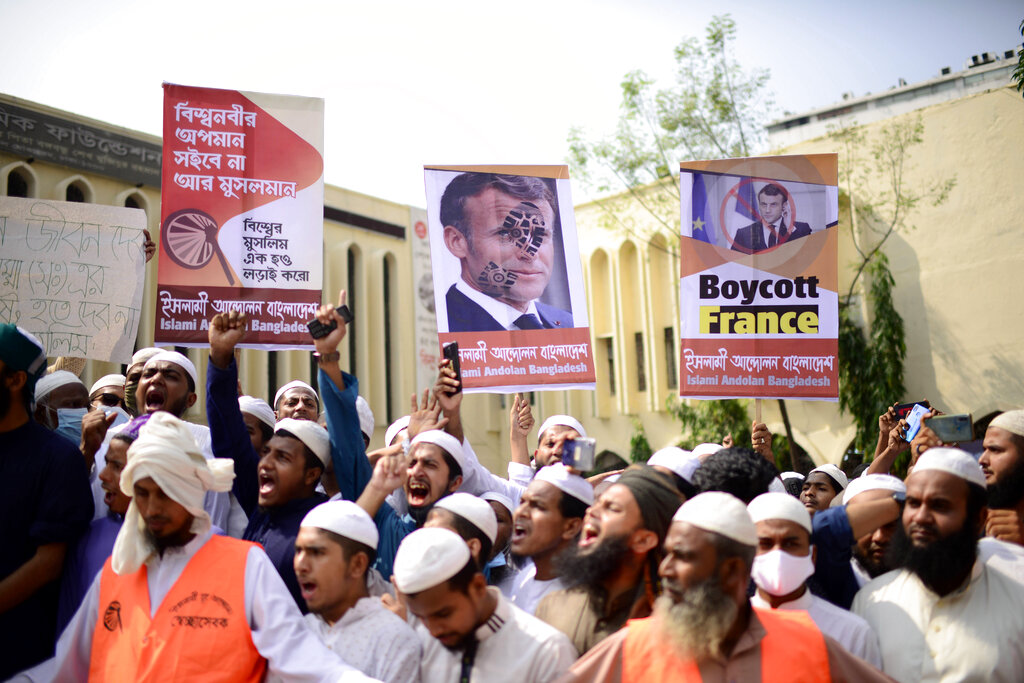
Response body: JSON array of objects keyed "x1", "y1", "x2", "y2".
[
  {"x1": 416, "y1": 587, "x2": 577, "y2": 683},
  {"x1": 455, "y1": 279, "x2": 545, "y2": 331},
  {"x1": 38, "y1": 529, "x2": 379, "y2": 682},
  {"x1": 301, "y1": 597, "x2": 420, "y2": 683},
  {"x1": 506, "y1": 563, "x2": 567, "y2": 616},
  {"x1": 979, "y1": 536, "x2": 1024, "y2": 584},
  {"x1": 90, "y1": 420, "x2": 248, "y2": 537},
  {"x1": 751, "y1": 589, "x2": 881, "y2": 668},
  {"x1": 853, "y1": 559, "x2": 1024, "y2": 682}
]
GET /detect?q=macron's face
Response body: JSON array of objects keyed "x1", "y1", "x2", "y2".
[
  {"x1": 448, "y1": 187, "x2": 555, "y2": 312},
  {"x1": 758, "y1": 192, "x2": 784, "y2": 226}
]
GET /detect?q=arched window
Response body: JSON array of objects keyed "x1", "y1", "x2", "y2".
[
  {"x1": 6, "y1": 169, "x2": 28, "y2": 197},
  {"x1": 66, "y1": 182, "x2": 86, "y2": 203}
]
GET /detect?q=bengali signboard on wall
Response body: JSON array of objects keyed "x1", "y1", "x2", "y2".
[
  {"x1": 678, "y1": 154, "x2": 839, "y2": 400},
  {"x1": 0, "y1": 197, "x2": 147, "y2": 362},
  {"x1": 424, "y1": 165, "x2": 595, "y2": 393},
  {"x1": 155, "y1": 83, "x2": 324, "y2": 349}
]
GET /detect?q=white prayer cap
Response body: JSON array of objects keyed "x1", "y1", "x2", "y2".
[
  {"x1": 410, "y1": 430, "x2": 467, "y2": 475},
  {"x1": 747, "y1": 492, "x2": 812, "y2": 535},
  {"x1": 672, "y1": 491, "x2": 757, "y2": 547},
  {"x1": 534, "y1": 462, "x2": 595, "y2": 505},
  {"x1": 275, "y1": 418, "x2": 331, "y2": 467},
  {"x1": 481, "y1": 491, "x2": 515, "y2": 516},
  {"x1": 809, "y1": 464, "x2": 848, "y2": 490},
  {"x1": 274, "y1": 380, "x2": 319, "y2": 410},
  {"x1": 434, "y1": 493, "x2": 498, "y2": 545},
  {"x1": 301, "y1": 500, "x2": 379, "y2": 549},
  {"x1": 89, "y1": 374, "x2": 126, "y2": 396},
  {"x1": 912, "y1": 447, "x2": 986, "y2": 490},
  {"x1": 768, "y1": 477, "x2": 787, "y2": 494},
  {"x1": 129, "y1": 347, "x2": 162, "y2": 369},
  {"x1": 238, "y1": 396, "x2": 276, "y2": 429},
  {"x1": 113, "y1": 412, "x2": 234, "y2": 575},
  {"x1": 393, "y1": 527, "x2": 471, "y2": 594},
  {"x1": 648, "y1": 447, "x2": 701, "y2": 483},
  {"x1": 844, "y1": 474, "x2": 906, "y2": 504},
  {"x1": 385, "y1": 416, "x2": 411, "y2": 447},
  {"x1": 538, "y1": 415, "x2": 586, "y2": 442},
  {"x1": 692, "y1": 442, "x2": 724, "y2": 460},
  {"x1": 356, "y1": 396, "x2": 374, "y2": 440},
  {"x1": 144, "y1": 351, "x2": 198, "y2": 390},
  {"x1": 990, "y1": 410, "x2": 1024, "y2": 438},
  {"x1": 34, "y1": 370, "x2": 86, "y2": 402},
  {"x1": 780, "y1": 471, "x2": 805, "y2": 482}
]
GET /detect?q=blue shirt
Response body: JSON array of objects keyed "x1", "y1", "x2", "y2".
[
  {"x1": 372, "y1": 504, "x2": 417, "y2": 580},
  {"x1": 55, "y1": 511, "x2": 122, "y2": 637},
  {"x1": 205, "y1": 357, "x2": 260, "y2": 516},
  {"x1": 811, "y1": 506, "x2": 859, "y2": 609}
]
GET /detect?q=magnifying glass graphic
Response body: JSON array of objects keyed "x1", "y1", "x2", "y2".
[{"x1": 161, "y1": 208, "x2": 235, "y2": 285}]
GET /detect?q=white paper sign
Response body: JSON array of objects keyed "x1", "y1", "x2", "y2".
[{"x1": 0, "y1": 196, "x2": 147, "y2": 362}]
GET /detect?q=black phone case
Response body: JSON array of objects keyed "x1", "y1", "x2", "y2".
[{"x1": 443, "y1": 342, "x2": 462, "y2": 393}]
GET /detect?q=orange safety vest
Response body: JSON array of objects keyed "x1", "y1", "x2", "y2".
[
  {"x1": 622, "y1": 607, "x2": 830, "y2": 683},
  {"x1": 89, "y1": 534, "x2": 266, "y2": 683}
]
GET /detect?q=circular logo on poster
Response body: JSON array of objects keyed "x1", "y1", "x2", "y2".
[
  {"x1": 414, "y1": 221, "x2": 427, "y2": 239},
  {"x1": 161, "y1": 208, "x2": 235, "y2": 284}
]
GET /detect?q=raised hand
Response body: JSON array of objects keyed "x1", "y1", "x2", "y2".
[
  {"x1": 209, "y1": 309, "x2": 247, "y2": 368},
  {"x1": 407, "y1": 389, "x2": 448, "y2": 439},
  {"x1": 313, "y1": 289, "x2": 349, "y2": 357}
]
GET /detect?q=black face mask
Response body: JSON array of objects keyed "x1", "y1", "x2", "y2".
[{"x1": 887, "y1": 519, "x2": 978, "y2": 594}]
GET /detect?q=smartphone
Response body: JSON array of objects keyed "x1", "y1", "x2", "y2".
[
  {"x1": 562, "y1": 437, "x2": 597, "y2": 471},
  {"x1": 306, "y1": 305, "x2": 354, "y2": 339},
  {"x1": 894, "y1": 400, "x2": 931, "y2": 420},
  {"x1": 903, "y1": 404, "x2": 930, "y2": 441},
  {"x1": 929, "y1": 414, "x2": 974, "y2": 443},
  {"x1": 442, "y1": 341, "x2": 462, "y2": 394}
]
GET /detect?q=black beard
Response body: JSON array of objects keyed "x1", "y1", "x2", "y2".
[
  {"x1": 852, "y1": 546, "x2": 890, "y2": 579},
  {"x1": 886, "y1": 521, "x2": 978, "y2": 593},
  {"x1": 553, "y1": 533, "x2": 631, "y2": 600},
  {"x1": 987, "y1": 458, "x2": 1024, "y2": 509},
  {"x1": 408, "y1": 502, "x2": 434, "y2": 527}
]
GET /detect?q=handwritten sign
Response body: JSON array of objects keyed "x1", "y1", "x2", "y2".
[{"x1": 0, "y1": 196, "x2": 146, "y2": 362}]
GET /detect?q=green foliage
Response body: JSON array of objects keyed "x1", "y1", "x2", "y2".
[
  {"x1": 568, "y1": 14, "x2": 772, "y2": 245},
  {"x1": 629, "y1": 418, "x2": 654, "y2": 464},
  {"x1": 666, "y1": 396, "x2": 751, "y2": 450},
  {"x1": 1015, "y1": 22, "x2": 1024, "y2": 98},
  {"x1": 830, "y1": 116, "x2": 954, "y2": 462}
]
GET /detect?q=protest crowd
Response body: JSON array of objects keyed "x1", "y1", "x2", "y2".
[{"x1": 4, "y1": 270, "x2": 1024, "y2": 683}]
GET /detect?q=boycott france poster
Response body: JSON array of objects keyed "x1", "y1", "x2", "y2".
[
  {"x1": 155, "y1": 83, "x2": 324, "y2": 349},
  {"x1": 424, "y1": 165, "x2": 595, "y2": 393},
  {"x1": 679, "y1": 155, "x2": 839, "y2": 400}
]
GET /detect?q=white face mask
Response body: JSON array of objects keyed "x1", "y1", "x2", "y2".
[{"x1": 750, "y1": 548, "x2": 815, "y2": 597}]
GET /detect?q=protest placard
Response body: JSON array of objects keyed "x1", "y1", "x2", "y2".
[
  {"x1": 156, "y1": 83, "x2": 324, "y2": 349},
  {"x1": 0, "y1": 196, "x2": 147, "y2": 362},
  {"x1": 678, "y1": 155, "x2": 839, "y2": 400},
  {"x1": 424, "y1": 166, "x2": 595, "y2": 393}
]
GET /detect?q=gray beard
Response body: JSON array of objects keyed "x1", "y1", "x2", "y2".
[{"x1": 654, "y1": 577, "x2": 737, "y2": 662}]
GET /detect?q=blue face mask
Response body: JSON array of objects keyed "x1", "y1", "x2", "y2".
[{"x1": 55, "y1": 407, "x2": 89, "y2": 445}]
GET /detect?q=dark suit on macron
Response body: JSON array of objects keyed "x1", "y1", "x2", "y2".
[
  {"x1": 445, "y1": 284, "x2": 574, "y2": 333},
  {"x1": 731, "y1": 220, "x2": 811, "y2": 254}
]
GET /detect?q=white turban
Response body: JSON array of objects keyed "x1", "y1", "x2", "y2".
[
  {"x1": 843, "y1": 474, "x2": 906, "y2": 504},
  {"x1": 673, "y1": 491, "x2": 757, "y2": 547},
  {"x1": 356, "y1": 396, "x2": 374, "y2": 440},
  {"x1": 912, "y1": 447, "x2": 986, "y2": 490},
  {"x1": 274, "y1": 380, "x2": 319, "y2": 410},
  {"x1": 302, "y1": 500, "x2": 379, "y2": 549},
  {"x1": 128, "y1": 347, "x2": 162, "y2": 371},
  {"x1": 990, "y1": 410, "x2": 1024, "y2": 438},
  {"x1": 481, "y1": 491, "x2": 515, "y2": 516},
  {"x1": 691, "y1": 442, "x2": 724, "y2": 460},
  {"x1": 410, "y1": 430, "x2": 467, "y2": 475},
  {"x1": 538, "y1": 415, "x2": 586, "y2": 442},
  {"x1": 534, "y1": 462, "x2": 595, "y2": 505},
  {"x1": 748, "y1": 492, "x2": 813, "y2": 534},
  {"x1": 89, "y1": 374, "x2": 126, "y2": 396},
  {"x1": 144, "y1": 350, "x2": 198, "y2": 390},
  {"x1": 648, "y1": 447, "x2": 701, "y2": 483},
  {"x1": 239, "y1": 396, "x2": 276, "y2": 429},
  {"x1": 385, "y1": 416, "x2": 411, "y2": 447},
  {"x1": 34, "y1": 370, "x2": 85, "y2": 402},
  {"x1": 809, "y1": 464, "x2": 848, "y2": 490},
  {"x1": 112, "y1": 412, "x2": 234, "y2": 575},
  {"x1": 393, "y1": 528, "x2": 471, "y2": 594},
  {"x1": 275, "y1": 418, "x2": 331, "y2": 466},
  {"x1": 434, "y1": 492, "x2": 498, "y2": 544}
]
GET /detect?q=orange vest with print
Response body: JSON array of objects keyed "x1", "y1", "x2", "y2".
[
  {"x1": 622, "y1": 607, "x2": 831, "y2": 683},
  {"x1": 89, "y1": 535, "x2": 266, "y2": 683}
]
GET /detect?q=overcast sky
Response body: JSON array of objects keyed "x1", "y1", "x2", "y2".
[{"x1": 0, "y1": 0, "x2": 1019, "y2": 207}]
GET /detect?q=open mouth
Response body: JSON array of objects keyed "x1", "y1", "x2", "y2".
[
  {"x1": 299, "y1": 581, "x2": 317, "y2": 601},
  {"x1": 511, "y1": 521, "x2": 529, "y2": 544},
  {"x1": 145, "y1": 388, "x2": 166, "y2": 412},
  {"x1": 407, "y1": 479, "x2": 430, "y2": 506},
  {"x1": 258, "y1": 473, "x2": 276, "y2": 498},
  {"x1": 579, "y1": 523, "x2": 600, "y2": 547}
]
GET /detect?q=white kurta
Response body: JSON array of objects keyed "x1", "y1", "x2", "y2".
[
  {"x1": 506, "y1": 563, "x2": 567, "y2": 616},
  {"x1": 751, "y1": 589, "x2": 882, "y2": 668},
  {"x1": 853, "y1": 559, "x2": 1024, "y2": 682},
  {"x1": 302, "y1": 597, "x2": 420, "y2": 683},
  {"x1": 979, "y1": 536, "x2": 1024, "y2": 584},
  {"x1": 38, "y1": 529, "x2": 380, "y2": 682},
  {"x1": 416, "y1": 587, "x2": 577, "y2": 683}
]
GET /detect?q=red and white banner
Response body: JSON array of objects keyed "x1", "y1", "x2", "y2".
[
  {"x1": 679, "y1": 155, "x2": 839, "y2": 400},
  {"x1": 155, "y1": 83, "x2": 324, "y2": 348},
  {"x1": 424, "y1": 165, "x2": 595, "y2": 393}
]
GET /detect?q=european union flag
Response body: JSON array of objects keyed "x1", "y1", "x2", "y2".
[
  {"x1": 691, "y1": 174, "x2": 713, "y2": 244},
  {"x1": 734, "y1": 179, "x2": 759, "y2": 222}
]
